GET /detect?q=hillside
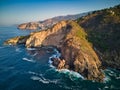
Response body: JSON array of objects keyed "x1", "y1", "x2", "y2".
[
  {"x1": 77, "y1": 4, "x2": 120, "y2": 69},
  {"x1": 18, "y1": 12, "x2": 88, "y2": 30},
  {"x1": 4, "y1": 20, "x2": 104, "y2": 82},
  {"x1": 4, "y1": 4, "x2": 120, "y2": 82}
]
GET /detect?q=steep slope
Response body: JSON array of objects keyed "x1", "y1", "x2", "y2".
[
  {"x1": 4, "y1": 20, "x2": 104, "y2": 82},
  {"x1": 18, "y1": 12, "x2": 88, "y2": 30},
  {"x1": 77, "y1": 5, "x2": 120, "y2": 69}
]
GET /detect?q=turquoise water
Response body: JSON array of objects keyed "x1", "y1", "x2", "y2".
[{"x1": 0, "y1": 26, "x2": 120, "y2": 90}]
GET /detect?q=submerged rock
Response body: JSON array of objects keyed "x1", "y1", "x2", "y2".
[{"x1": 4, "y1": 20, "x2": 104, "y2": 82}]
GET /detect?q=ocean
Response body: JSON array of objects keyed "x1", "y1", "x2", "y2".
[{"x1": 0, "y1": 26, "x2": 120, "y2": 90}]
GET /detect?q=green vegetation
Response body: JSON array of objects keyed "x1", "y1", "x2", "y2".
[
  {"x1": 66, "y1": 21, "x2": 97, "y2": 57},
  {"x1": 68, "y1": 20, "x2": 87, "y2": 39},
  {"x1": 77, "y1": 4, "x2": 120, "y2": 69}
]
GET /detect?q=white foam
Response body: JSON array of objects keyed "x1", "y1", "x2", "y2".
[
  {"x1": 26, "y1": 48, "x2": 36, "y2": 50},
  {"x1": 105, "y1": 69, "x2": 114, "y2": 74},
  {"x1": 48, "y1": 56, "x2": 54, "y2": 68},
  {"x1": 15, "y1": 48, "x2": 21, "y2": 52},
  {"x1": 22, "y1": 57, "x2": 35, "y2": 63},
  {"x1": 9, "y1": 43, "x2": 12, "y2": 45},
  {"x1": 103, "y1": 76, "x2": 111, "y2": 83},
  {"x1": 41, "y1": 75, "x2": 58, "y2": 84},
  {"x1": 29, "y1": 70, "x2": 58, "y2": 84},
  {"x1": 98, "y1": 88, "x2": 102, "y2": 90},
  {"x1": 48, "y1": 60, "x2": 53, "y2": 65},
  {"x1": 48, "y1": 48, "x2": 84, "y2": 80},
  {"x1": 32, "y1": 53, "x2": 38, "y2": 56},
  {"x1": 58, "y1": 69, "x2": 84, "y2": 79},
  {"x1": 116, "y1": 76, "x2": 120, "y2": 79},
  {"x1": 28, "y1": 71, "x2": 38, "y2": 75},
  {"x1": 31, "y1": 76, "x2": 49, "y2": 84},
  {"x1": 59, "y1": 85, "x2": 72, "y2": 90},
  {"x1": 30, "y1": 75, "x2": 58, "y2": 84},
  {"x1": 108, "y1": 73, "x2": 115, "y2": 77},
  {"x1": 53, "y1": 48, "x2": 61, "y2": 57},
  {"x1": 48, "y1": 48, "x2": 61, "y2": 65},
  {"x1": 104, "y1": 86, "x2": 109, "y2": 88}
]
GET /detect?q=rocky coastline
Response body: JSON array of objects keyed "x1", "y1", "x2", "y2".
[{"x1": 4, "y1": 20, "x2": 105, "y2": 82}]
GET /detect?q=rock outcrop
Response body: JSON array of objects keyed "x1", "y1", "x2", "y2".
[
  {"x1": 4, "y1": 36, "x2": 29, "y2": 45},
  {"x1": 4, "y1": 20, "x2": 104, "y2": 82},
  {"x1": 51, "y1": 58, "x2": 66, "y2": 69},
  {"x1": 18, "y1": 22, "x2": 40, "y2": 30},
  {"x1": 25, "y1": 20, "x2": 67, "y2": 48}
]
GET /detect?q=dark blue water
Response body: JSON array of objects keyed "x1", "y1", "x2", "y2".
[{"x1": 0, "y1": 26, "x2": 120, "y2": 90}]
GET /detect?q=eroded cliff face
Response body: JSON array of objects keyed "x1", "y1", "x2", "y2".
[
  {"x1": 59, "y1": 22, "x2": 104, "y2": 81},
  {"x1": 4, "y1": 20, "x2": 104, "y2": 82},
  {"x1": 26, "y1": 21, "x2": 67, "y2": 48}
]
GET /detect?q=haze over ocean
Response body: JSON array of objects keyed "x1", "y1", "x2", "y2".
[{"x1": 0, "y1": 0, "x2": 120, "y2": 25}]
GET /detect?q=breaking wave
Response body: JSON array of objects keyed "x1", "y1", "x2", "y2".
[
  {"x1": 48, "y1": 48, "x2": 61, "y2": 68},
  {"x1": 26, "y1": 48, "x2": 36, "y2": 51},
  {"x1": 48, "y1": 48, "x2": 84, "y2": 80},
  {"x1": 31, "y1": 76, "x2": 49, "y2": 84},
  {"x1": 104, "y1": 76, "x2": 111, "y2": 83},
  {"x1": 57, "y1": 69, "x2": 84, "y2": 79},
  {"x1": 29, "y1": 71, "x2": 58, "y2": 84},
  {"x1": 22, "y1": 57, "x2": 35, "y2": 63}
]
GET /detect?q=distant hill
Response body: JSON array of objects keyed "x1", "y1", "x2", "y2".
[
  {"x1": 18, "y1": 12, "x2": 88, "y2": 30},
  {"x1": 77, "y1": 4, "x2": 120, "y2": 69}
]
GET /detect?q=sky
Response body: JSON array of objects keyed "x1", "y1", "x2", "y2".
[{"x1": 0, "y1": 0, "x2": 120, "y2": 25}]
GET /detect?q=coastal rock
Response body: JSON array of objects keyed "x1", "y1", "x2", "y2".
[
  {"x1": 4, "y1": 20, "x2": 104, "y2": 82},
  {"x1": 51, "y1": 58, "x2": 65, "y2": 69},
  {"x1": 4, "y1": 36, "x2": 29, "y2": 45},
  {"x1": 18, "y1": 22, "x2": 40, "y2": 30},
  {"x1": 26, "y1": 20, "x2": 67, "y2": 48}
]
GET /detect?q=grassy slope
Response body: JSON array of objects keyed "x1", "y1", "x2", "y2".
[{"x1": 77, "y1": 5, "x2": 120, "y2": 69}]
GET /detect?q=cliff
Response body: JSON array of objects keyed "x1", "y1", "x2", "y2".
[
  {"x1": 4, "y1": 20, "x2": 104, "y2": 82},
  {"x1": 77, "y1": 4, "x2": 120, "y2": 70}
]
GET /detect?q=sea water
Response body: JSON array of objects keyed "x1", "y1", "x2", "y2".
[{"x1": 0, "y1": 26, "x2": 120, "y2": 90}]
